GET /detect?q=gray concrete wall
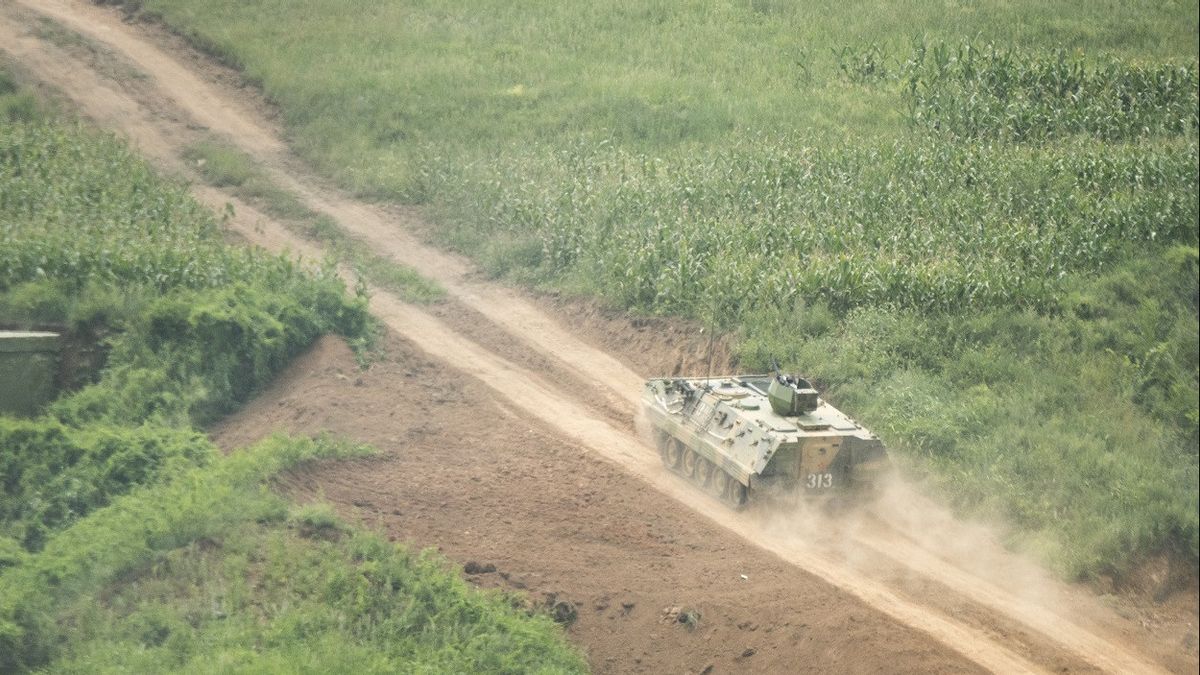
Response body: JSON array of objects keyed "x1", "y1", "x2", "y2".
[{"x1": 0, "y1": 331, "x2": 60, "y2": 416}]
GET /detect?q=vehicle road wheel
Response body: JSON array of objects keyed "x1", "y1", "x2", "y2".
[
  {"x1": 724, "y1": 480, "x2": 748, "y2": 507},
  {"x1": 658, "y1": 433, "x2": 683, "y2": 471},
  {"x1": 710, "y1": 469, "x2": 730, "y2": 498},
  {"x1": 696, "y1": 458, "x2": 715, "y2": 489},
  {"x1": 681, "y1": 448, "x2": 700, "y2": 480}
]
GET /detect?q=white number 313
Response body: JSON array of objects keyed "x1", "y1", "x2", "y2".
[{"x1": 806, "y1": 473, "x2": 833, "y2": 489}]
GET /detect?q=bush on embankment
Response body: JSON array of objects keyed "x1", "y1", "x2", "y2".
[{"x1": 0, "y1": 436, "x2": 586, "y2": 674}]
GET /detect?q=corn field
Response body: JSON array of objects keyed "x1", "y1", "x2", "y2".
[
  {"x1": 0, "y1": 122, "x2": 335, "y2": 293},
  {"x1": 434, "y1": 133, "x2": 1198, "y2": 323},
  {"x1": 902, "y1": 41, "x2": 1199, "y2": 142}
]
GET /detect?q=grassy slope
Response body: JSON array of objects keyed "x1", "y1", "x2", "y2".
[
  {"x1": 0, "y1": 77, "x2": 585, "y2": 673},
  {"x1": 110, "y1": 0, "x2": 1199, "y2": 582},
  {"x1": 2, "y1": 437, "x2": 586, "y2": 674}
]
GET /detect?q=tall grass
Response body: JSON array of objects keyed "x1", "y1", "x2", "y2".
[
  {"x1": 111, "y1": 0, "x2": 1198, "y2": 199},
  {"x1": 903, "y1": 42, "x2": 1199, "y2": 141},
  {"x1": 428, "y1": 134, "x2": 1197, "y2": 317},
  {"x1": 738, "y1": 247, "x2": 1199, "y2": 577},
  {"x1": 0, "y1": 121, "x2": 338, "y2": 295},
  {"x1": 0, "y1": 90, "x2": 367, "y2": 565},
  {"x1": 181, "y1": 139, "x2": 445, "y2": 303},
  {"x1": 0, "y1": 436, "x2": 587, "y2": 674},
  {"x1": 1, "y1": 119, "x2": 370, "y2": 426},
  {"x1": 0, "y1": 419, "x2": 213, "y2": 552}
]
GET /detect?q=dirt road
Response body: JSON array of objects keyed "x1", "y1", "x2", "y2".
[{"x1": 2, "y1": 2, "x2": 1195, "y2": 672}]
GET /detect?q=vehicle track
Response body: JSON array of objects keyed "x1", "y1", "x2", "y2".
[{"x1": 0, "y1": 3, "x2": 1184, "y2": 672}]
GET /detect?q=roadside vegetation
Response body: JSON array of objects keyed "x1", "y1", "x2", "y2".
[
  {"x1": 103, "y1": 0, "x2": 1198, "y2": 584},
  {"x1": 0, "y1": 72, "x2": 585, "y2": 673},
  {"x1": 181, "y1": 139, "x2": 445, "y2": 304}
]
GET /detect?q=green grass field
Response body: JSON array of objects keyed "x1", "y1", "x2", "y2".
[
  {"x1": 107, "y1": 0, "x2": 1198, "y2": 582},
  {"x1": 114, "y1": 0, "x2": 1197, "y2": 196}
]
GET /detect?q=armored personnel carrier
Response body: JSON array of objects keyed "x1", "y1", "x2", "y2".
[{"x1": 643, "y1": 372, "x2": 888, "y2": 507}]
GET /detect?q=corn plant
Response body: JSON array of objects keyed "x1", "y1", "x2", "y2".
[
  {"x1": 903, "y1": 40, "x2": 1199, "y2": 142},
  {"x1": 432, "y1": 133, "x2": 1198, "y2": 325}
]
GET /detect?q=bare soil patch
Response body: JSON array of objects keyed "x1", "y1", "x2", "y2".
[{"x1": 211, "y1": 334, "x2": 982, "y2": 674}]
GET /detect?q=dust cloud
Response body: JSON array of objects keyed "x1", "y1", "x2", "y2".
[
  {"x1": 637, "y1": 396, "x2": 1074, "y2": 625},
  {"x1": 632, "y1": 397, "x2": 1170, "y2": 672},
  {"x1": 756, "y1": 469, "x2": 1069, "y2": 617},
  {"x1": 749, "y1": 469, "x2": 1179, "y2": 674},
  {"x1": 862, "y1": 474, "x2": 1065, "y2": 605}
]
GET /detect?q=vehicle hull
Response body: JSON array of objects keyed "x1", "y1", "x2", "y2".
[{"x1": 643, "y1": 375, "x2": 888, "y2": 506}]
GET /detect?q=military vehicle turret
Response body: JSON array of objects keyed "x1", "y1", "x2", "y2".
[{"x1": 642, "y1": 372, "x2": 889, "y2": 507}]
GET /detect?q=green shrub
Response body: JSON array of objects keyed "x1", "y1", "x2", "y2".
[
  {"x1": 25, "y1": 276, "x2": 367, "y2": 428},
  {"x1": 288, "y1": 501, "x2": 343, "y2": 535},
  {"x1": 737, "y1": 248, "x2": 1199, "y2": 578},
  {"x1": 0, "y1": 418, "x2": 214, "y2": 553},
  {"x1": 2, "y1": 115, "x2": 370, "y2": 427},
  {"x1": 0, "y1": 436, "x2": 584, "y2": 674}
]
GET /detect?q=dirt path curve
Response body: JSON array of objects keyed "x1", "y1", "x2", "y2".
[{"x1": 1, "y1": 3, "x2": 1189, "y2": 673}]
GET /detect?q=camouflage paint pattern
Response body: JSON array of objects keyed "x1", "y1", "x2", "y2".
[{"x1": 643, "y1": 375, "x2": 888, "y2": 501}]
